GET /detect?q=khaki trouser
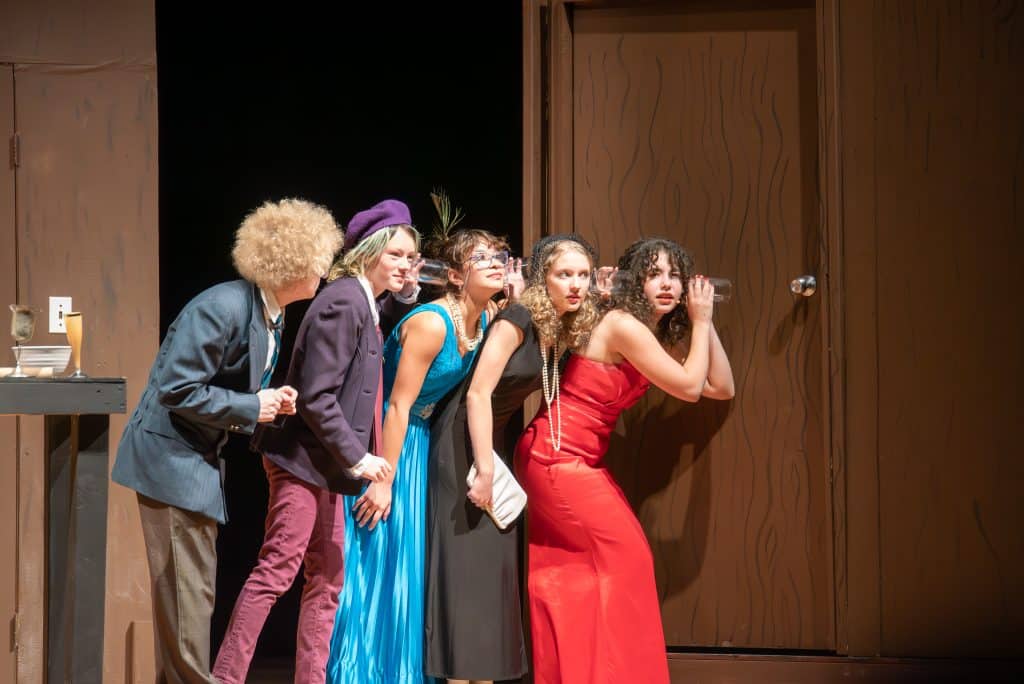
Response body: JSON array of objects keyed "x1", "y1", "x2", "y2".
[{"x1": 137, "y1": 493, "x2": 220, "y2": 684}]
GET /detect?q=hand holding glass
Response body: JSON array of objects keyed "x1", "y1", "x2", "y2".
[
  {"x1": 593, "y1": 270, "x2": 732, "y2": 303},
  {"x1": 595, "y1": 266, "x2": 617, "y2": 297},
  {"x1": 415, "y1": 258, "x2": 450, "y2": 287},
  {"x1": 703, "y1": 277, "x2": 732, "y2": 303},
  {"x1": 504, "y1": 257, "x2": 525, "y2": 299}
]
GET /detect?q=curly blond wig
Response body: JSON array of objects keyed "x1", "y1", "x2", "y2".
[
  {"x1": 519, "y1": 238, "x2": 600, "y2": 350},
  {"x1": 232, "y1": 198, "x2": 343, "y2": 290}
]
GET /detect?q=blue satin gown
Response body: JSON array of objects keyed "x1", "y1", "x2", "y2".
[{"x1": 326, "y1": 302, "x2": 487, "y2": 684}]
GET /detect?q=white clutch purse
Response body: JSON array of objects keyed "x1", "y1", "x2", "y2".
[{"x1": 466, "y1": 450, "x2": 527, "y2": 530}]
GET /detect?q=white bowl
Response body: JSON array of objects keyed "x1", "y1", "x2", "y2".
[{"x1": 11, "y1": 345, "x2": 72, "y2": 369}]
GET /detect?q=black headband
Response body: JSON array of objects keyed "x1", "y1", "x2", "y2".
[{"x1": 526, "y1": 233, "x2": 598, "y2": 286}]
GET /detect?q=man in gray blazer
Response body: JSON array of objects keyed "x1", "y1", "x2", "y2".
[{"x1": 111, "y1": 199, "x2": 376, "y2": 684}]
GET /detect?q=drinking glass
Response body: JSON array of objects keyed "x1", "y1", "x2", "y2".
[
  {"x1": 415, "y1": 258, "x2": 450, "y2": 287},
  {"x1": 64, "y1": 311, "x2": 86, "y2": 378},
  {"x1": 705, "y1": 277, "x2": 733, "y2": 303},
  {"x1": 594, "y1": 266, "x2": 617, "y2": 296}
]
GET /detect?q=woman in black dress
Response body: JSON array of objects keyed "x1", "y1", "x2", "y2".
[{"x1": 424, "y1": 234, "x2": 600, "y2": 683}]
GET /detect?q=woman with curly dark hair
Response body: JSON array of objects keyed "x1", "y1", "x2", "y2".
[{"x1": 515, "y1": 237, "x2": 734, "y2": 684}]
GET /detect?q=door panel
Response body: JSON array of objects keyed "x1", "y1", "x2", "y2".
[
  {"x1": 572, "y1": 4, "x2": 831, "y2": 650},
  {"x1": 1, "y1": 63, "x2": 17, "y2": 682}
]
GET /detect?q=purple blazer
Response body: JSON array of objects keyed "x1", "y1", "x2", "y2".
[{"x1": 255, "y1": 277, "x2": 382, "y2": 495}]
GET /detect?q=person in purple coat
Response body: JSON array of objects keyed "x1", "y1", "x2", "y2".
[{"x1": 213, "y1": 200, "x2": 421, "y2": 684}]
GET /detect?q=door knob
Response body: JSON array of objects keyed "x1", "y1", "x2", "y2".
[{"x1": 790, "y1": 275, "x2": 817, "y2": 296}]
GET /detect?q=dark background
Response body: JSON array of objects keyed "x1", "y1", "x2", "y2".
[{"x1": 156, "y1": 1, "x2": 522, "y2": 660}]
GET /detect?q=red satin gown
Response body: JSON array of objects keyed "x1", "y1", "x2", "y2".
[{"x1": 515, "y1": 354, "x2": 670, "y2": 684}]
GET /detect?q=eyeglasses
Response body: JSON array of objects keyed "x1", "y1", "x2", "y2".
[{"x1": 466, "y1": 250, "x2": 510, "y2": 269}]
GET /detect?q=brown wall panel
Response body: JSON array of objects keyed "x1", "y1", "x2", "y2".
[
  {"x1": 548, "y1": 0, "x2": 575, "y2": 234},
  {"x1": 0, "y1": 63, "x2": 18, "y2": 684},
  {"x1": 14, "y1": 62, "x2": 158, "y2": 681},
  {"x1": 14, "y1": 414, "x2": 45, "y2": 684},
  {"x1": 523, "y1": 0, "x2": 544, "y2": 250},
  {"x1": 834, "y1": 0, "x2": 883, "y2": 657},
  {"x1": 869, "y1": 1, "x2": 1024, "y2": 658},
  {"x1": 815, "y1": 0, "x2": 848, "y2": 655},
  {"x1": 0, "y1": 0, "x2": 155, "y2": 65}
]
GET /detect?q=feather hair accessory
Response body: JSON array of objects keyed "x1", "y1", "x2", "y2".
[{"x1": 429, "y1": 187, "x2": 465, "y2": 244}]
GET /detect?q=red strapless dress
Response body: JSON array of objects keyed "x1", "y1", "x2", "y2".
[{"x1": 515, "y1": 355, "x2": 670, "y2": 684}]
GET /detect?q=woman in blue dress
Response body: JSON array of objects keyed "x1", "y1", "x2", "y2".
[{"x1": 327, "y1": 227, "x2": 511, "y2": 684}]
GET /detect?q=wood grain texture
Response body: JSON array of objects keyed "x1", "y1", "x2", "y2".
[
  {"x1": 14, "y1": 414, "x2": 44, "y2": 684},
  {"x1": 833, "y1": 0, "x2": 883, "y2": 657},
  {"x1": 14, "y1": 62, "x2": 158, "y2": 682},
  {"x1": 0, "y1": 64, "x2": 18, "y2": 684},
  {"x1": 524, "y1": 0, "x2": 547, "y2": 427},
  {"x1": 549, "y1": 1, "x2": 576, "y2": 233},
  {"x1": 667, "y1": 652, "x2": 1022, "y2": 683},
  {"x1": 524, "y1": 0, "x2": 545, "y2": 252},
  {"x1": 815, "y1": 0, "x2": 848, "y2": 655},
  {"x1": 572, "y1": 4, "x2": 832, "y2": 650},
  {"x1": 0, "y1": 0, "x2": 155, "y2": 66},
  {"x1": 868, "y1": 0, "x2": 1024, "y2": 658}
]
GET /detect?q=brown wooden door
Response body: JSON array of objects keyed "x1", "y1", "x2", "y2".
[
  {"x1": 554, "y1": 2, "x2": 833, "y2": 650},
  {"x1": 0, "y1": 63, "x2": 18, "y2": 682}
]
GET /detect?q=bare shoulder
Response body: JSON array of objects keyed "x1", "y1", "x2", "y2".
[
  {"x1": 601, "y1": 309, "x2": 646, "y2": 337},
  {"x1": 597, "y1": 309, "x2": 662, "y2": 365},
  {"x1": 398, "y1": 307, "x2": 448, "y2": 359},
  {"x1": 403, "y1": 307, "x2": 448, "y2": 338}
]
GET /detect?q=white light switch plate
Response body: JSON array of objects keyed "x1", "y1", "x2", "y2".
[{"x1": 49, "y1": 296, "x2": 72, "y2": 333}]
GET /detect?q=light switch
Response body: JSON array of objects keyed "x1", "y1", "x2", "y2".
[{"x1": 49, "y1": 296, "x2": 72, "y2": 333}]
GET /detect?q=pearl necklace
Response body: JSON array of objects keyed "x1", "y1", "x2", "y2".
[
  {"x1": 445, "y1": 293, "x2": 483, "y2": 352},
  {"x1": 539, "y1": 341, "x2": 562, "y2": 452}
]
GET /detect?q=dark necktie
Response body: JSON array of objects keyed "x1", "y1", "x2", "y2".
[
  {"x1": 260, "y1": 314, "x2": 283, "y2": 389},
  {"x1": 372, "y1": 325, "x2": 384, "y2": 454}
]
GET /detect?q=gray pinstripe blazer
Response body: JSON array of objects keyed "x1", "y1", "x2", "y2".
[{"x1": 112, "y1": 279, "x2": 265, "y2": 523}]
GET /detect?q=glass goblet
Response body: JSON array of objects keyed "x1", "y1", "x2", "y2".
[{"x1": 9, "y1": 304, "x2": 35, "y2": 378}]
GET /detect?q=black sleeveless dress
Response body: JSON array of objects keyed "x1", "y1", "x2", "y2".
[{"x1": 424, "y1": 304, "x2": 539, "y2": 681}]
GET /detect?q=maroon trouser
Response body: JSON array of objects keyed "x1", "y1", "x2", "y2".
[{"x1": 213, "y1": 457, "x2": 346, "y2": 684}]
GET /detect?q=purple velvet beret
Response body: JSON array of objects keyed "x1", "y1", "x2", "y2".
[{"x1": 344, "y1": 199, "x2": 412, "y2": 251}]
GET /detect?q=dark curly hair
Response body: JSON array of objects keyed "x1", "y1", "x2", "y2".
[
  {"x1": 422, "y1": 228, "x2": 509, "y2": 296},
  {"x1": 606, "y1": 237, "x2": 695, "y2": 347}
]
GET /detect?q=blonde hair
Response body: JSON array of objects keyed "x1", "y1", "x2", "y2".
[
  {"x1": 232, "y1": 198, "x2": 342, "y2": 290},
  {"x1": 519, "y1": 240, "x2": 599, "y2": 350},
  {"x1": 326, "y1": 224, "x2": 421, "y2": 281}
]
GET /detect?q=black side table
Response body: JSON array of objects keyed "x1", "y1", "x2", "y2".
[{"x1": 0, "y1": 377, "x2": 126, "y2": 684}]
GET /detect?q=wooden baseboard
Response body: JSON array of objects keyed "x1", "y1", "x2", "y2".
[{"x1": 668, "y1": 653, "x2": 1022, "y2": 683}]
